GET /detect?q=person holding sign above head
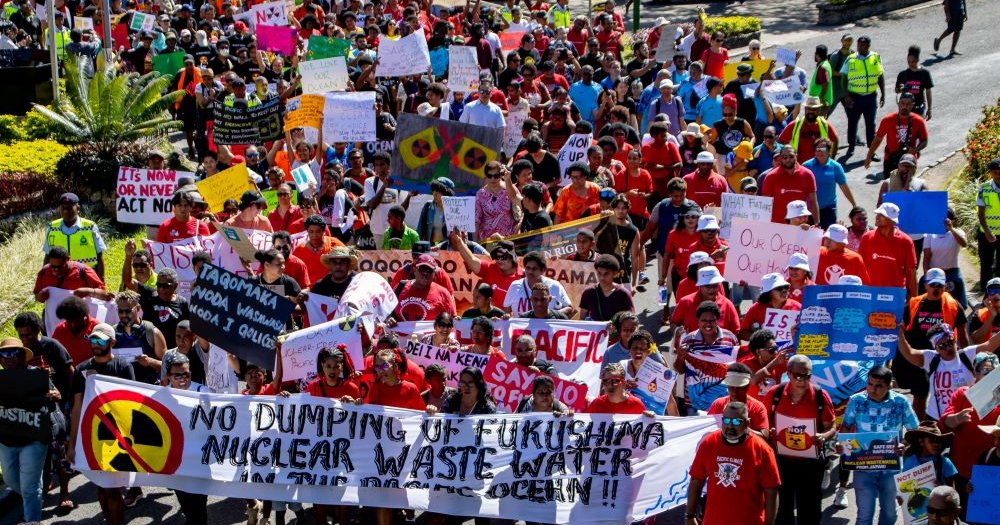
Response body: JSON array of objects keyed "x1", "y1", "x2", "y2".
[
  {"x1": 859, "y1": 202, "x2": 918, "y2": 296},
  {"x1": 816, "y1": 224, "x2": 870, "y2": 285},
  {"x1": 740, "y1": 273, "x2": 802, "y2": 342},
  {"x1": 451, "y1": 234, "x2": 523, "y2": 308},
  {"x1": 687, "y1": 401, "x2": 781, "y2": 525},
  {"x1": 765, "y1": 354, "x2": 836, "y2": 525}
]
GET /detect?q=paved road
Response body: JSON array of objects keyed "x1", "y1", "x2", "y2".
[{"x1": 16, "y1": 1, "x2": 999, "y2": 524}]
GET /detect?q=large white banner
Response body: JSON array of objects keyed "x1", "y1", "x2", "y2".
[
  {"x1": 43, "y1": 287, "x2": 119, "y2": 335},
  {"x1": 376, "y1": 28, "x2": 431, "y2": 77},
  {"x1": 723, "y1": 218, "x2": 822, "y2": 287},
  {"x1": 322, "y1": 92, "x2": 376, "y2": 142},
  {"x1": 76, "y1": 375, "x2": 713, "y2": 524}
]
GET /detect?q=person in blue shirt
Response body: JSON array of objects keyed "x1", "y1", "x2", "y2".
[
  {"x1": 902, "y1": 422, "x2": 959, "y2": 486},
  {"x1": 601, "y1": 312, "x2": 664, "y2": 372},
  {"x1": 695, "y1": 77, "x2": 723, "y2": 127},
  {"x1": 802, "y1": 137, "x2": 857, "y2": 229},
  {"x1": 749, "y1": 126, "x2": 781, "y2": 180},
  {"x1": 677, "y1": 61, "x2": 705, "y2": 123},
  {"x1": 638, "y1": 70, "x2": 671, "y2": 131},
  {"x1": 568, "y1": 65, "x2": 603, "y2": 125},
  {"x1": 840, "y1": 366, "x2": 920, "y2": 521}
]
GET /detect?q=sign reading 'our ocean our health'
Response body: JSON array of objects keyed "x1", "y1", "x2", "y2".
[{"x1": 189, "y1": 263, "x2": 295, "y2": 370}]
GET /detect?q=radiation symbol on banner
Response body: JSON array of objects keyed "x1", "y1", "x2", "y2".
[
  {"x1": 411, "y1": 138, "x2": 433, "y2": 159},
  {"x1": 462, "y1": 147, "x2": 487, "y2": 171},
  {"x1": 81, "y1": 389, "x2": 183, "y2": 475}
]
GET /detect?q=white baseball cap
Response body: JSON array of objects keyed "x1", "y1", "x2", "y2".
[
  {"x1": 761, "y1": 272, "x2": 790, "y2": 293},
  {"x1": 785, "y1": 200, "x2": 811, "y2": 220},
  {"x1": 654, "y1": 16, "x2": 669, "y2": 27},
  {"x1": 838, "y1": 275, "x2": 863, "y2": 286},
  {"x1": 874, "y1": 202, "x2": 900, "y2": 223},
  {"x1": 786, "y1": 252, "x2": 810, "y2": 271},
  {"x1": 696, "y1": 151, "x2": 715, "y2": 164},
  {"x1": 824, "y1": 223, "x2": 849, "y2": 244},
  {"x1": 925, "y1": 267, "x2": 947, "y2": 286},
  {"x1": 696, "y1": 266, "x2": 725, "y2": 287},
  {"x1": 659, "y1": 79, "x2": 676, "y2": 90},
  {"x1": 688, "y1": 251, "x2": 713, "y2": 267},
  {"x1": 697, "y1": 215, "x2": 720, "y2": 232}
]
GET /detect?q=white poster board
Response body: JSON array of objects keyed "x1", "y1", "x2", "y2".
[
  {"x1": 448, "y1": 45, "x2": 481, "y2": 93},
  {"x1": 251, "y1": 1, "x2": 289, "y2": 26},
  {"x1": 376, "y1": 27, "x2": 431, "y2": 77},
  {"x1": 762, "y1": 77, "x2": 805, "y2": 106},
  {"x1": 279, "y1": 316, "x2": 364, "y2": 382},
  {"x1": 441, "y1": 196, "x2": 476, "y2": 233},
  {"x1": 556, "y1": 133, "x2": 592, "y2": 186},
  {"x1": 719, "y1": 193, "x2": 773, "y2": 239},
  {"x1": 503, "y1": 105, "x2": 529, "y2": 157},
  {"x1": 322, "y1": 92, "x2": 376, "y2": 142},
  {"x1": 775, "y1": 47, "x2": 798, "y2": 66},
  {"x1": 763, "y1": 308, "x2": 800, "y2": 342},
  {"x1": 299, "y1": 56, "x2": 350, "y2": 93}
]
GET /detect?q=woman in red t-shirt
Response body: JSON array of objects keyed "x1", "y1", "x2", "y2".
[
  {"x1": 741, "y1": 329, "x2": 789, "y2": 401},
  {"x1": 663, "y1": 207, "x2": 702, "y2": 295},
  {"x1": 740, "y1": 273, "x2": 802, "y2": 341},
  {"x1": 785, "y1": 252, "x2": 815, "y2": 303},
  {"x1": 700, "y1": 31, "x2": 729, "y2": 80},
  {"x1": 613, "y1": 149, "x2": 653, "y2": 229},
  {"x1": 585, "y1": 362, "x2": 654, "y2": 416}
]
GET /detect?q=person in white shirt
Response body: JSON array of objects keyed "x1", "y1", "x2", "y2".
[
  {"x1": 416, "y1": 82, "x2": 455, "y2": 120},
  {"x1": 460, "y1": 82, "x2": 507, "y2": 128},
  {"x1": 363, "y1": 151, "x2": 407, "y2": 247},
  {"x1": 502, "y1": 251, "x2": 575, "y2": 317}
]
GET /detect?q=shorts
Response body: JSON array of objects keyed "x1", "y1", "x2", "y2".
[
  {"x1": 892, "y1": 355, "x2": 929, "y2": 396},
  {"x1": 947, "y1": 16, "x2": 964, "y2": 33}
]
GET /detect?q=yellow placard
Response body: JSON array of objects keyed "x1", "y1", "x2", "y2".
[
  {"x1": 723, "y1": 58, "x2": 774, "y2": 83},
  {"x1": 195, "y1": 164, "x2": 257, "y2": 213},
  {"x1": 284, "y1": 94, "x2": 325, "y2": 131}
]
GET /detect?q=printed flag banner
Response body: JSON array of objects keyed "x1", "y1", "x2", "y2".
[
  {"x1": 683, "y1": 343, "x2": 738, "y2": 412},
  {"x1": 76, "y1": 375, "x2": 715, "y2": 523},
  {"x1": 392, "y1": 113, "x2": 503, "y2": 195}
]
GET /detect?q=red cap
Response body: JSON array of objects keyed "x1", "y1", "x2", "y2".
[
  {"x1": 722, "y1": 94, "x2": 738, "y2": 109},
  {"x1": 234, "y1": 21, "x2": 248, "y2": 32},
  {"x1": 414, "y1": 254, "x2": 438, "y2": 270}
]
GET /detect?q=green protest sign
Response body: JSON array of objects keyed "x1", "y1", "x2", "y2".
[
  {"x1": 306, "y1": 36, "x2": 351, "y2": 60},
  {"x1": 152, "y1": 51, "x2": 185, "y2": 78}
]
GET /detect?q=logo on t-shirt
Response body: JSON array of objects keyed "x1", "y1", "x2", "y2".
[
  {"x1": 824, "y1": 263, "x2": 844, "y2": 285},
  {"x1": 714, "y1": 459, "x2": 742, "y2": 488}
]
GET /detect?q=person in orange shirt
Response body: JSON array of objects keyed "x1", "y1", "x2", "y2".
[
  {"x1": 292, "y1": 215, "x2": 345, "y2": 284},
  {"x1": 553, "y1": 162, "x2": 601, "y2": 223},
  {"x1": 816, "y1": 224, "x2": 870, "y2": 285}
]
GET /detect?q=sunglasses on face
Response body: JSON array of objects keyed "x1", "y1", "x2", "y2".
[
  {"x1": 601, "y1": 377, "x2": 623, "y2": 386},
  {"x1": 791, "y1": 372, "x2": 812, "y2": 381},
  {"x1": 721, "y1": 417, "x2": 745, "y2": 425},
  {"x1": 485, "y1": 172, "x2": 501, "y2": 179},
  {"x1": 156, "y1": 282, "x2": 175, "y2": 288},
  {"x1": 89, "y1": 336, "x2": 110, "y2": 345},
  {"x1": 0, "y1": 351, "x2": 22, "y2": 358},
  {"x1": 132, "y1": 262, "x2": 149, "y2": 268}
]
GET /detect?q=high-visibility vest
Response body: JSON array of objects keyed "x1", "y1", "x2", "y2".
[
  {"x1": 845, "y1": 52, "x2": 882, "y2": 95},
  {"x1": 905, "y1": 293, "x2": 959, "y2": 333},
  {"x1": 979, "y1": 182, "x2": 1000, "y2": 234},
  {"x1": 45, "y1": 28, "x2": 71, "y2": 60},
  {"x1": 224, "y1": 94, "x2": 262, "y2": 108},
  {"x1": 548, "y1": 5, "x2": 571, "y2": 28},
  {"x1": 788, "y1": 116, "x2": 829, "y2": 152},
  {"x1": 47, "y1": 218, "x2": 99, "y2": 266},
  {"x1": 809, "y1": 59, "x2": 833, "y2": 106}
]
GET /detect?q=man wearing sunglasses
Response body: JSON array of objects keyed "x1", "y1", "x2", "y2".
[
  {"x1": 969, "y1": 277, "x2": 1000, "y2": 344},
  {"x1": 688, "y1": 401, "x2": 780, "y2": 525},
  {"x1": 926, "y1": 486, "x2": 965, "y2": 525},
  {"x1": 114, "y1": 290, "x2": 167, "y2": 386},
  {"x1": 67, "y1": 323, "x2": 135, "y2": 525}
]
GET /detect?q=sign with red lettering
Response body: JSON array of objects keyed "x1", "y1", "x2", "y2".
[
  {"x1": 503, "y1": 318, "x2": 609, "y2": 397},
  {"x1": 115, "y1": 167, "x2": 191, "y2": 225},
  {"x1": 723, "y1": 218, "x2": 822, "y2": 287},
  {"x1": 763, "y1": 308, "x2": 799, "y2": 342},
  {"x1": 483, "y1": 356, "x2": 588, "y2": 413}
]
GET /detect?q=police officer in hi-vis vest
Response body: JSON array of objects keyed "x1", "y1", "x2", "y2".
[
  {"x1": 976, "y1": 159, "x2": 1000, "y2": 292},
  {"x1": 43, "y1": 192, "x2": 106, "y2": 280},
  {"x1": 841, "y1": 35, "x2": 885, "y2": 158}
]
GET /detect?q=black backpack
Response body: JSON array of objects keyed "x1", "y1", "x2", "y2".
[
  {"x1": 927, "y1": 352, "x2": 974, "y2": 377},
  {"x1": 769, "y1": 382, "x2": 829, "y2": 433}
]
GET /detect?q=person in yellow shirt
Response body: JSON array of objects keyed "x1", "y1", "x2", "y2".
[{"x1": 725, "y1": 140, "x2": 754, "y2": 193}]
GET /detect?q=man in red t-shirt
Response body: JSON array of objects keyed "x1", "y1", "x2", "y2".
[
  {"x1": 864, "y1": 92, "x2": 929, "y2": 179},
  {"x1": 293, "y1": 215, "x2": 347, "y2": 284},
  {"x1": 688, "y1": 401, "x2": 781, "y2": 525},
  {"x1": 451, "y1": 234, "x2": 524, "y2": 307},
  {"x1": 392, "y1": 255, "x2": 456, "y2": 322},
  {"x1": 49, "y1": 295, "x2": 101, "y2": 365},
  {"x1": 156, "y1": 191, "x2": 210, "y2": 243},
  {"x1": 707, "y1": 363, "x2": 771, "y2": 438},
  {"x1": 816, "y1": 224, "x2": 870, "y2": 285},
  {"x1": 33, "y1": 247, "x2": 106, "y2": 303},
  {"x1": 641, "y1": 121, "x2": 682, "y2": 198},
  {"x1": 858, "y1": 202, "x2": 917, "y2": 296},
  {"x1": 682, "y1": 151, "x2": 729, "y2": 209},
  {"x1": 761, "y1": 146, "x2": 819, "y2": 223}
]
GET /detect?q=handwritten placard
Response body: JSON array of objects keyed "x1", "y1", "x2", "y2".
[
  {"x1": 761, "y1": 77, "x2": 805, "y2": 106},
  {"x1": 115, "y1": 167, "x2": 187, "y2": 225},
  {"x1": 376, "y1": 27, "x2": 430, "y2": 77},
  {"x1": 404, "y1": 340, "x2": 488, "y2": 388},
  {"x1": 448, "y1": 45, "x2": 480, "y2": 93},
  {"x1": 284, "y1": 93, "x2": 325, "y2": 131},
  {"x1": 441, "y1": 196, "x2": 476, "y2": 233},
  {"x1": 763, "y1": 308, "x2": 799, "y2": 342},
  {"x1": 195, "y1": 163, "x2": 257, "y2": 213},
  {"x1": 299, "y1": 56, "x2": 349, "y2": 93},
  {"x1": 483, "y1": 355, "x2": 588, "y2": 413},
  {"x1": 280, "y1": 316, "x2": 363, "y2": 382},
  {"x1": 556, "y1": 133, "x2": 592, "y2": 186},
  {"x1": 719, "y1": 193, "x2": 773, "y2": 239},
  {"x1": 322, "y1": 91, "x2": 376, "y2": 142},
  {"x1": 503, "y1": 105, "x2": 529, "y2": 157},
  {"x1": 723, "y1": 218, "x2": 822, "y2": 287},
  {"x1": 775, "y1": 47, "x2": 798, "y2": 66}
]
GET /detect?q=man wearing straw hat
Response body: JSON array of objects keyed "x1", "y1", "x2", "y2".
[{"x1": 778, "y1": 95, "x2": 840, "y2": 163}]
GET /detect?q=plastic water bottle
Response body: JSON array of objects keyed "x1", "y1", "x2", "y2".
[{"x1": 658, "y1": 286, "x2": 669, "y2": 306}]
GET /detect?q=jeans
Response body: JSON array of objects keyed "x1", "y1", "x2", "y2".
[
  {"x1": 978, "y1": 231, "x2": 1000, "y2": 293},
  {"x1": 776, "y1": 456, "x2": 825, "y2": 525},
  {"x1": 853, "y1": 470, "x2": 898, "y2": 525},
  {"x1": 820, "y1": 206, "x2": 838, "y2": 230},
  {"x1": 846, "y1": 91, "x2": 878, "y2": 149},
  {"x1": 0, "y1": 441, "x2": 47, "y2": 521}
]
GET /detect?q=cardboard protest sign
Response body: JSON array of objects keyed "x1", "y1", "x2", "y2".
[
  {"x1": 630, "y1": 358, "x2": 677, "y2": 415},
  {"x1": 115, "y1": 167, "x2": 187, "y2": 225},
  {"x1": 213, "y1": 222, "x2": 258, "y2": 262},
  {"x1": 838, "y1": 432, "x2": 902, "y2": 471},
  {"x1": 195, "y1": 164, "x2": 258, "y2": 213},
  {"x1": 895, "y1": 461, "x2": 937, "y2": 525},
  {"x1": 683, "y1": 342, "x2": 738, "y2": 411},
  {"x1": 279, "y1": 315, "x2": 364, "y2": 382},
  {"x1": 763, "y1": 308, "x2": 799, "y2": 342},
  {"x1": 0, "y1": 369, "x2": 52, "y2": 442},
  {"x1": 882, "y1": 192, "x2": 949, "y2": 235},
  {"x1": 441, "y1": 196, "x2": 476, "y2": 233},
  {"x1": 483, "y1": 355, "x2": 588, "y2": 413},
  {"x1": 723, "y1": 59, "x2": 772, "y2": 83},
  {"x1": 376, "y1": 28, "x2": 430, "y2": 77},
  {"x1": 74, "y1": 16, "x2": 93, "y2": 29},
  {"x1": 774, "y1": 414, "x2": 818, "y2": 458},
  {"x1": 723, "y1": 218, "x2": 822, "y2": 287},
  {"x1": 205, "y1": 343, "x2": 238, "y2": 393},
  {"x1": 796, "y1": 285, "x2": 906, "y2": 361},
  {"x1": 448, "y1": 45, "x2": 481, "y2": 93},
  {"x1": 967, "y1": 465, "x2": 1000, "y2": 525},
  {"x1": 483, "y1": 214, "x2": 603, "y2": 258},
  {"x1": 251, "y1": 1, "x2": 288, "y2": 26},
  {"x1": 323, "y1": 92, "x2": 376, "y2": 142},
  {"x1": 129, "y1": 11, "x2": 155, "y2": 31},
  {"x1": 43, "y1": 287, "x2": 118, "y2": 336},
  {"x1": 114, "y1": 347, "x2": 144, "y2": 362},
  {"x1": 719, "y1": 193, "x2": 773, "y2": 239},
  {"x1": 305, "y1": 36, "x2": 351, "y2": 60},
  {"x1": 285, "y1": 94, "x2": 325, "y2": 130},
  {"x1": 775, "y1": 47, "x2": 798, "y2": 66},
  {"x1": 503, "y1": 105, "x2": 529, "y2": 157},
  {"x1": 499, "y1": 31, "x2": 524, "y2": 52},
  {"x1": 77, "y1": 374, "x2": 716, "y2": 523},
  {"x1": 965, "y1": 366, "x2": 1000, "y2": 419},
  {"x1": 392, "y1": 113, "x2": 503, "y2": 195},
  {"x1": 556, "y1": 134, "x2": 593, "y2": 185},
  {"x1": 189, "y1": 263, "x2": 295, "y2": 370},
  {"x1": 544, "y1": 258, "x2": 599, "y2": 314},
  {"x1": 504, "y1": 318, "x2": 610, "y2": 398},
  {"x1": 299, "y1": 56, "x2": 349, "y2": 94},
  {"x1": 256, "y1": 24, "x2": 297, "y2": 55},
  {"x1": 404, "y1": 340, "x2": 489, "y2": 388},
  {"x1": 761, "y1": 77, "x2": 805, "y2": 107},
  {"x1": 152, "y1": 51, "x2": 185, "y2": 78},
  {"x1": 213, "y1": 98, "x2": 283, "y2": 145}
]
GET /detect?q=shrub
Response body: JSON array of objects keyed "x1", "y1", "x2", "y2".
[
  {"x1": 21, "y1": 107, "x2": 72, "y2": 142},
  {"x1": 704, "y1": 15, "x2": 761, "y2": 37},
  {"x1": 0, "y1": 139, "x2": 69, "y2": 178},
  {"x1": 962, "y1": 98, "x2": 1000, "y2": 183},
  {"x1": 57, "y1": 142, "x2": 148, "y2": 195},
  {"x1": 0, "y1": 173, "x2": 64, "y2": 218},
  {"x1": 949, "y1": 177, "x2": 980, "y2": 255},
  {"x1": 0, "y1": 116, "x2": 25, "y2": 144}
]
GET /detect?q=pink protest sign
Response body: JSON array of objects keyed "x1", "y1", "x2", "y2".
[{"x1": 257, "y1": 24, "x2": 297, "y2": 56}]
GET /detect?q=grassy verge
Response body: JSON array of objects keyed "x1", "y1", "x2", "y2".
[{"x1": 0, "y1": 220, "x2": 145, "y2": 338}]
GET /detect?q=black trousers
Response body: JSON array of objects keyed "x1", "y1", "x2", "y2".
[
  {"x1": 978, "y1": 230, "x2": 1000, "y2": 292},
  {"x1": 174, "y1": 489, "x2": 208, "y2": 525},
  {"x1": 845, "y1": 91, "x2": 878, "y2": 148},
  {"x1": 776, "y1": 456, "x2": 825, "y2": 525}
]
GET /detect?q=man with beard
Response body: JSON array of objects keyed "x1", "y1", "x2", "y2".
[
  {"x1": 865, "y1": 92, "x2": 929, "y2": 180},
  {"x1": 761, "y1": 145, "x2": 819, "y2": 224},
  {"x1": 389, "y1": 255, "x2": 455, "y2": 323},
  {"x1": 779, "y1": 96, "x2": 840, "y2": 163},
  {"x1": 67, "y1": 324, "x2": 135, "y2": 524},
  {"x1": 687, "y1": 401, "x2": 781, "y2": 525},
  {"x1": 302, "y1": 246, "x2": 358, "y2": 306},
  {"x1": 707, "y1": 94, "x2": 754, "y2": 180}
]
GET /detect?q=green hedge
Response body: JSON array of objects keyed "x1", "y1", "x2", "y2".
[
  {"x1": 704, "y1": 15, "x2": 762, "y2": 36},
  {"x1": 0, "y1": 140, "x2": 69, "y2": 178}
]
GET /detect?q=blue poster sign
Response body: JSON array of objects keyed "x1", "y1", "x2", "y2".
[
  {"x1": 968, "y1": 465, "x2": 1000, "y2": 524},
  {"x1": 882, "y1": 191, "x2": 948, "y2": 235},
  {"x1": 795, "y1": 285, "x2": 906, "y2": 361},
  {"x1": 839, "y1": 432, "x2": 903, "y2": 471}
]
